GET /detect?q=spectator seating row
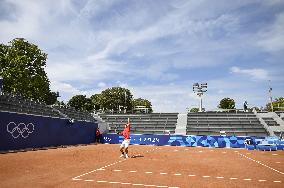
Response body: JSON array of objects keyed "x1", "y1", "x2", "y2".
[
  {"x1": 53, "y1": 106, "x2": 96, "y2": 122},
  {"x1": 262, "y1": 117, "x2": 280, "y2": 126},
  {"x1": 0, "y1": 93, "x2": 63, "y2": 118},
  {"x1": 99, "y1": 113, "x2": 178, "y2": 134},
  {"x1": 187, "y1": 112, "x2": 268, "y2": 136},
  {"x1": 0, "y1": 93, "x2": 96, "y2": 122}
]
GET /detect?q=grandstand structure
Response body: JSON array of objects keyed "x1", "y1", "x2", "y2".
[
  {"x1": 0, "y1": 93, "x2": 62, "y2": 118},
  {"x1": 99, "y1": 113, "x2": 178, "y2": 134},
  {"x1": 0, "y1": 92, "x2": 96, "y2": 122},
  {"x1": 98, "y1": 111, "x2": 284, "y2": 137},
  {"x1": 186, "y1": 111, "x2": 268, "y2": 136},
  {"x1": 1, "y1": 92, "x2": 284, "y2": 138}
]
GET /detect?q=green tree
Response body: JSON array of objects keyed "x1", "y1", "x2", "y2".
[
  {"x1": 44, "y1": 91, "x2": 58, "y2": 105},
  {"x1": 265, "y1": 97, "x2": 284, "y2": 112},
  {"x1": 218, "y1": 97, "x2": 235, "y2": 109},
  {"x1": 132, "y1": 98, "x2": 153, "y2": 113},
  {"x1": 100, "y1": 87, "x2": 132, "y2": 112},
  {"x1": 190, "y1": 107, "x2": 199, "y2": 112},
  {"x1": 0, "y1": 38, "x2": 56, "y2": 104},
  {"x1": 67, "y1": 95, "x2": 94, "y2": 112},
  {"x1": 90, "y1": 94, "x2": 102, "y2": 111}
]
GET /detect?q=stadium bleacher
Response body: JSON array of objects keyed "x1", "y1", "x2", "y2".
[
  {"x1": 0, "y1": 92, "x2": 96, "y2": 122},
  {"x1": 99, "y1": 113, "x2": 178, "y2": 134},
  {"x1": 262, "y1": 117, "x2": 280, "y2": 126},
  {"x1": 186, "y1": 111, "x2": 268, "y2": 136},
  {"x1": 0, "y1": 92, "x2": 63, "y2": 118},
  {"x1": 53, "y1": 106, "x2": 96, "y2": 122}
]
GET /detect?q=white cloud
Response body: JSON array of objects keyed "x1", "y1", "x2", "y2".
[
  {"x1": 98, "y1": 82, "x2": 106, "y2": 88},
  {"x1": 1, "y1": 0, "x2": 283, "y2": 112},
  {"x1": 230, "y1": 66, "x2": 269, "y2": 80},
  {"x1": 257, "y1": 13, "x2": 284, "y2": 52}
]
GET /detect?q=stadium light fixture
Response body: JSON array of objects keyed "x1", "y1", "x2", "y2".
[
  {"x1": 268, "y1": 80, "x2": 273, "y2": 112},
  {"x1": 193, "y1": 82, "x2": 207, "y2": 112}
]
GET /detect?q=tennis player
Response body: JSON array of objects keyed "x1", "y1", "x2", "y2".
[{"x1": 119, "y1": 118, "x2": 131, "y2": 158}]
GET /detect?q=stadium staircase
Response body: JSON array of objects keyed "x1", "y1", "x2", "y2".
[
  {"x1": 255, "y1": 111, "x2": 284, "y2": 137},
  {"x1": 98, "y1": 113, "x2": 178, "y2": 134},
  {"x1": 186, "y1": 111, "x2": 269, "y2": 136}
]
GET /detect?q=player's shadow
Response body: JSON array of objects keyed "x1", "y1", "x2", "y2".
[{"x1": 131, "y1": 155, "x2": 144, "y2": 158}]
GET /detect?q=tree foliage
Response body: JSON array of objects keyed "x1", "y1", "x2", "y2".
[
  {"x1": 132, "y1": 98, "x2": 153, "y2": 113},
  {"x1": 67, "y1": 95, "x2": 94, "y2": 112},
  {"x1": 0, "y1": 38, "x2": 56, "y2": 104},
  {"x1": 218, "y1": 97, "x2": 235, "y2": 109},
  {"x1": 190, "y1": 107, "x2": 199, "y2": 112},
  {"x1": 100, "y1": 87, "x2": 132, "y2": 112},
  {"x1": 266, "y1": 97, "x2": 284, "y2": 112},
  {"x1": 67, "y1": 87, "x2": 153, "y2": 113},
  {"x1": 90, "y1": 94, "x2": 102, "y2": 111}
]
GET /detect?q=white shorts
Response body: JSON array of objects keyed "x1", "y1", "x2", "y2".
[{"x1": 120, "y1": 139, "x2": 130, "y2": 148}]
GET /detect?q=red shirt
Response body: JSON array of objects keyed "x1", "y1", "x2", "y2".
[
  {"x1": 121, "y1": 123, "x2": 131, "y2": 139},
  {"x1": 96, "y1": 129, "x2": 100, "y2": 136}
]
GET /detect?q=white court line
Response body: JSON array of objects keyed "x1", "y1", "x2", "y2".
[
  {"x1": 113, "y1": 169, "x2": 122, "y2": 172},
  {"x1": 258, "y1": 180, "x2": 266, "y2": 182},
  {"x1": 237, "y1": 153, "x2": 284, "y2": 175},
  {"x1": 97, "y1": 168, "x2": 105, "y2": 171},
  {"x1": 75, "y1": 173, "x2": 281, "y2": 185},
  {"x1": 145, "y1": 172, "x2": 153, "y2": 174},
  {"x1": 174, "y1": 173, "x2": 182, "y2": 176},
  {"x1": 160, "y1": 172, "x2": 168, "y2": 175},
  {"x1": 188, "y1": 175, "x2": 196, "y2": 177},
  {"x1": 130, "y1": 170, "x2": 137, "y2": 172},
  {"x1": 109, "y1": 182, "x2": 120, "y2": 184},
  {"x1": 72, "y1": 147, "x2": 160, "y2": 180}
]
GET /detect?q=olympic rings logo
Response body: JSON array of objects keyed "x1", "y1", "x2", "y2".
[{"x1": 7, "y1": 122, "x2": 35, "y2": 139}]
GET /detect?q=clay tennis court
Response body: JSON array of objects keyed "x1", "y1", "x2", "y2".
[{"x1": 0, "y1": 144, "x2": 283, "y2": 188}]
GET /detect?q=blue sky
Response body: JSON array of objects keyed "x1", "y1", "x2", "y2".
[{"x1": 0, "y1": 0, "x2": 284, "y2": 112}]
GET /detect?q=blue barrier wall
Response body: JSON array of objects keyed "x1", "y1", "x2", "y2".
[
  {"x1": 101, "y1": 133, "x2": 284, "y2": 149},
  {"x1": 0, "y1": 111, "x2": 97, "y2": 151}
]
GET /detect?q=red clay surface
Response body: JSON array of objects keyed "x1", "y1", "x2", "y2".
[{"x1": 0, "y1": 144, "x2": 283, "y2": 188}]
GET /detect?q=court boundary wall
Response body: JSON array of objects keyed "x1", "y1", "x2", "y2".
[
  {"x1": 101, "y1": 133, "x2": 284, "y2": 150},
  {"x1": 0, "y1": 111, "x2": 98, "y2": 151}
]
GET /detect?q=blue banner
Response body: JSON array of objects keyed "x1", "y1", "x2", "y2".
[
  {"x1": 0, "y1": 111, "x2": 97, "y2": 151},
  {"x1": 101, "y1": 133, "x2": 281, "y2": 150}
]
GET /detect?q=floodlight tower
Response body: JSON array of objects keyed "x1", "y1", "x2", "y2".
[
  {"x1": 193, "y1": 83, "x2": 207, "y2": 112},
  {"x1": 268, "y1": 80, "x2": 273, "y2": 112}
]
